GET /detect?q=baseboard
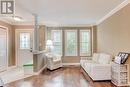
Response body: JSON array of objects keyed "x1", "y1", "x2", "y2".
[
  {"x1": 34, "y1": 64, "x2": 47, "y2": 75},
  {"x1": 7, "y1": 66, "x2": 17, "y2": 70},
  {"x1": 62, "y1": 63, "x2": 80, "y2": 66},
  {"x1": 128, "y1": 82, "x2": 130, "y2": 86}
]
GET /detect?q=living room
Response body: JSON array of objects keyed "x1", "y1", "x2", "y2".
[{"x1": 0, "y1": 0, "x2": 130, "y2": 87}]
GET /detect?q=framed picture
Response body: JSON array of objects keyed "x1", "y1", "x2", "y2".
[
  {"x1": 117, "y1": 52, "x2": 129, "y2": 64},
  {"x1": 118, "y1": 52, "x2": 122, "y2": 56},
  {"x1": 114, "y1": 56, "x2": 122, "y2": 64}
]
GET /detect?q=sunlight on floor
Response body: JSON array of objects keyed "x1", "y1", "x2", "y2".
[{"x1": 0, "y1": 67, "x2": 33, "y2": 84}]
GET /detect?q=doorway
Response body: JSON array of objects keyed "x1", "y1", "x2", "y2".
[
  {"x1": 15, "y1": 29, "x2": 33, "y2": 67},
  {"x1": 0, "y1": 27, "x2": 8, "y2": 72}
]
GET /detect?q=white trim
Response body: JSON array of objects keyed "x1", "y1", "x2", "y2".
[
  {"x1": 15, "y1": 29, "x2": 33, "y2": 67},
  {"x1": 34, "y1": 64, "x2": 47, "y2": 75},
  {"x1": 91, "y1": 25, "x2": 94, "y2": 54},
  {"x1": 62, "y1": 63, "x2": 80, "y2": 66},
  {"x1": 97, "y1": 0, "x2": 130, "y2": 25},
  {"x1": 128, "y1": 82, "x2": 130, "y2": 86},
  {"x1": 0, "y1": 25, "x2": 9, "y2": 71},
  {"x1": 7, "y1": 66, "x2": 17, "y2": 70}
]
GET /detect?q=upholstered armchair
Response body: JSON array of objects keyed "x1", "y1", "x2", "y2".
[{"x1": 46, "y1": 53, "x2": 62, "y2": 70}]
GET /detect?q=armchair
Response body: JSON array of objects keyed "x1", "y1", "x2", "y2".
[{"x1": 46, "y1": 53, "x2": 62, "y2": 70}]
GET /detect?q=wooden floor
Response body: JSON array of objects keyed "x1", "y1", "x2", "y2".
[{"x1": 4, "y1": 67, "x2": 124, "y2": 87}]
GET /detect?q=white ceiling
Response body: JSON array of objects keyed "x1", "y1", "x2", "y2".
[{"x1": 0, "y1": 0, "x2": 126, "y2": 25}]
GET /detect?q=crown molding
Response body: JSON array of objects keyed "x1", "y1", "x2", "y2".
[
  {"x1": 0, "y1": 18, "x2": 13, "y2": 25},
  {"x1": 96, "y1": 0, "x2": 130, "y2": 25}
]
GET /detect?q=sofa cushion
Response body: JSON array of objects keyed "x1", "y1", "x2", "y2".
[
  {"x1": 92, "y1": 53, "x2": 100, "y2": 62},
  {"x1": 98, "y1": 53, "x2": 111, "y2": 64}
]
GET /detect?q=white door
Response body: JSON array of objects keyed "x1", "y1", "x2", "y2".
[
  {"x1": 16, "y1": 29, "x2": 33, "y2": 67},
  {"x1": 0, "y1": 28, "x2": 7, "y2": 72}
]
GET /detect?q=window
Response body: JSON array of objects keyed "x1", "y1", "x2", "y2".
[
  {"x1": 20, "y1": 32, "x2": 30, "y2": 49},
  {"x1": 51, "y1": 30, "x2": 62, "y2": 54},
  {"x1": 80, "y1": 30, "x2": 91, "y2": 56},
  {"x1": 65, "y1": 30, "x2": 77, "y2": 56},
  {"x1": 46, "y1": 27, "x2": 92, "y2": 57}
]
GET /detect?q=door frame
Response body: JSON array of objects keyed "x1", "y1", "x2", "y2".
[
  {"x1": 0, "y1": 25, "x2": 8, "y2": 70},
  {"x1": 15, "y1": 29, "x2": 33, "y2": 67}
]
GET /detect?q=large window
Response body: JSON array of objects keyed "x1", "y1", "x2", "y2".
[
  {"x1": 80, "y1": 30, "x2": 91, "y2": 56},
  {"x1": 51, "y1": 30, "x2": 62, "y2": 54},
  {"x1": 65, "y1": 30, "x2": 77, "y2": 56},
  {"x1": 46, "y1": 27, "x2": 92, "y2": 57}
]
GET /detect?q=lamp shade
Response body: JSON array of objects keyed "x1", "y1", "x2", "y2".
[
  {"x1": 46, "y1": 40, "x2": 53, "y2": 46},
  {"x1": 46, "y1": 40, "x2": 53, "y2": 52}
]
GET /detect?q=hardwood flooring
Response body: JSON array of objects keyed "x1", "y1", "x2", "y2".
[{"x1": 4, "y1": 67, "x2": 128, "y2": 87}]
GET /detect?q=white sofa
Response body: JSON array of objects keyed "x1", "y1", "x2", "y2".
[{"x1": 80, "y1": 53, "x2": 112, "y2": 81}]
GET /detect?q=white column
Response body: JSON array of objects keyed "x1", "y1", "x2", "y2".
[{"x1": 34, "y1": 14, "x2": 39, "y2": 51}]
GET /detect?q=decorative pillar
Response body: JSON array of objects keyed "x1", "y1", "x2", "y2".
[{"x1": 33, "y1": 14, "x2": 39, "y2": 51}]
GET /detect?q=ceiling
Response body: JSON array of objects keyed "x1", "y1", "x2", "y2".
[{"x1": 0, "y1": 0, "x2": 127, "y2": 25}]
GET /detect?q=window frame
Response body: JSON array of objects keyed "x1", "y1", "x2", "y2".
[
  {"x1": 51, "y1": 30, "x2": 62, "y2": 55},
  {"x1": 46, "y1": 27, "x2": 92, "y2": 57},
  {"x1": 79, "y1": 29, "x2": 92, "y2": 57},
  {"x1": 64, "y1": 29, "x2": 78, "y2": 56},
  {"x1": 19, "y1": 32, "x2": 31, "y2": 50}
]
